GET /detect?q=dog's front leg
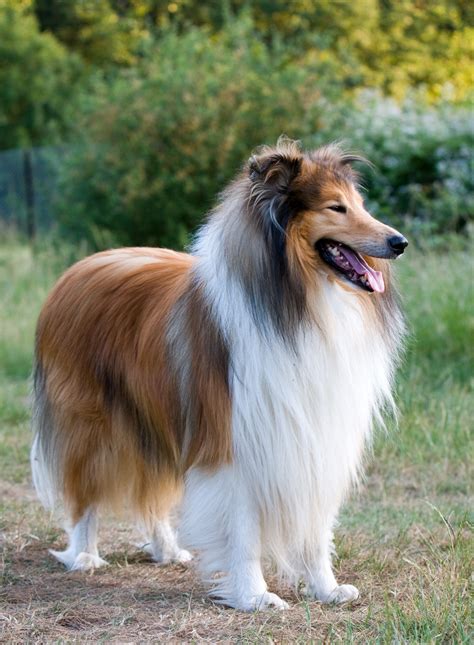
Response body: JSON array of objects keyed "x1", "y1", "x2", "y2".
[
  {"x1": 302, "y1": 524, "x2": 359, "y2": 604},
  {"x1": 221, "y1": 484, "x2": 289, "y2": 611}
]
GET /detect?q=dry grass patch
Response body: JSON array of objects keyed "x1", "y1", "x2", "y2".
[{"x1": 1, "y1": 477, "x2": 471, "y2": 643}]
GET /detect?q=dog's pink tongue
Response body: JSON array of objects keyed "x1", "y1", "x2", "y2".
[
  {"x1": 339, "y1": 246, "x2": 385, "y2": 293},
  {"x1": 365, "y1": 268, "x2": 385, "y2": 293}
]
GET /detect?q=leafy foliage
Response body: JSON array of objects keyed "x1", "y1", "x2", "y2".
[
  {"x1": 56, "y1": 44, "x2": 473, "y2": 249},
  {"x1": 31, "y1": 0, "x2": 474, "y2": 101},
  {"x1": 333, "y1": 94, "x2": 474, "y2": 237},
  {"x1": 55, "y1": 19, "x2": 340, "y2": 248},
  {"x1": 34, "y1": 0, "x2": 150, "y2": 66},
  {"x1": 0, "y1": 3, "x2": 83, "y2": 149},
  {"x1": 0, "y1": 1, "x2": 472, "y2": 242}
]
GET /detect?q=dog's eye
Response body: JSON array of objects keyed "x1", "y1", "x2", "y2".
[{"x1": 328, "y1": 204, "x2": 347, "y2": 214}]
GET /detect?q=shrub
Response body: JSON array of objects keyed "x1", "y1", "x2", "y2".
[
  {"x1": 56, "y1": 35, "x2": 472, "y2": 249},
  {"x1": 332, "y1": 93, "x2": 474, "y2": 239},
  {"x1": 56, "y1": 17, "x2": 341, "y2": 249},
  {"x1": 0, "y1": 3, "x2": 83, "y2": 150}
]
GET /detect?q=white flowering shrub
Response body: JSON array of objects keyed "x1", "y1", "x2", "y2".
[{"x1": 335, "y1": 93, "x2": 473, "y2": 238}]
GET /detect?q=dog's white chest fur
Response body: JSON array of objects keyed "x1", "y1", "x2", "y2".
[
  {"x1": 182, "y1": 279, "x2": 394, "y2": 579},
  {"x1": 232, "y1": 283, "x2": 392, "y2": 566}
]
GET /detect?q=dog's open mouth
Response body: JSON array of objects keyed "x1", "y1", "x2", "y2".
[{"x1": 316, "y1": 239, "x2": 385, "y2": 293}]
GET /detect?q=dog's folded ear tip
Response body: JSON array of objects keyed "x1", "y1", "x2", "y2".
[
  {"x1": 248, "y1": 156, "x2": 261, "y2": 177},
  {"x1": 248, "y1": 149, "x2": 301, "y2": 187}
]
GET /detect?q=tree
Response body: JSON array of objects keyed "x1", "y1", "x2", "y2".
[
  {"x1": 55, "y1": 17, "x2": 341, "y2": 249},
  {"x1": 0, "y1": 3, "x2": 83, "y2": 150},
  {"x1": 34, "y1": 0, "x2": 149, "y2": 66},
  {"x1": 33, "y1": 1, "x2": 474, "y2": 101}
]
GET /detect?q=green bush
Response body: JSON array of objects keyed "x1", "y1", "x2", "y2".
[
  {"x1": 56, "y1": 18, "x2": 341, "y2": 249},
  {"x1": 332, "y1": 93, "x2": 474, "y2": 239},
  {"x1": 0, "y1": 3, "x2": 83, "y2": 150},
  {"x1": 55, "y1": 21, "x2": 472, "y2": 250}
]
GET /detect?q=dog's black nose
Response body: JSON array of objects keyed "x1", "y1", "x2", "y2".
[{"x1": 388, "y1": 235, "x2": 408, "y2": 256}]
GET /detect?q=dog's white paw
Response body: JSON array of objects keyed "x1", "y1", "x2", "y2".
[
  {"x1": 158, "y1": 548, "x2": 193, "y2": 565},
  {"x1": 49, "y1": 547, "x2": 78, "y2": 569},
  {"x1": 143, "y1": 543, "x2": 193, "y2": 565},
  {"x1": 173, "y1": 548, "x2": 193, "y2": 564},
  {"x1": 50, "y1": 549, "x2": 108, "y2": 571},
  {"x1": 70, "y1": 552, "x2": 108, "y2": 571},
  {"x1": 69, "y1": 552, "x2": 108, "y2": 571},
  {"x1": 239, "y1": 591, "x2": 289, "y2": 612},
  {"x1": 323, "y1": 584, "x2": 359, "y2": 604}
]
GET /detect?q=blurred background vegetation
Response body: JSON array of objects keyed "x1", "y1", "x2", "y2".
[{"x1": 0, "y1": 0, "x2": 472, "y2": 248}]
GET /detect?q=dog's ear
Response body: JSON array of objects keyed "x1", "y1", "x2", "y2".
[
  {"x1": 247, "y1": 139, "x2": 304, "y2": 269},
  {"x1": 248, "y1": 138, "x2": 302, "y2": 194}
]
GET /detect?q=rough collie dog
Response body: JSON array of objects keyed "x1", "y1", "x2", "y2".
[{"x1": 31, "y1": 139, "x2": 407, "y2": 611}]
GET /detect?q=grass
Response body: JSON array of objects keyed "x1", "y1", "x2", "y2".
[{"x1": 0, "y1": 236, "x2": 472, "y2": 642}]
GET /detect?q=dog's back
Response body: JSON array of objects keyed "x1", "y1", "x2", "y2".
[{"x1": 32, "y1": 247, "x2": 193, "y2": 525}]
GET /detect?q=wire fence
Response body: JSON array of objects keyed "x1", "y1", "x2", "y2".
[{"x1": 0, "y1": 146, "x2": 65, "y2": 237}]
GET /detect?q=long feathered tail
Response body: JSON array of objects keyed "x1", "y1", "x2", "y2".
[{"x1": 30, "y1": 362, "x2": 58, "y2": 510}]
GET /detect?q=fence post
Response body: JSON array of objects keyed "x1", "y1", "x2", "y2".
[{"x1": 23, "y1": 148, "x2": 36, "y2": 239}]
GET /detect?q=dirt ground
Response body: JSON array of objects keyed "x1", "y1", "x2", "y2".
[
  {"x1": 1, "y1": 469, "x2": 471, "y2": 643},
  {"x1": 0, "y1": 480, "x2": 360, "y2": 642}
]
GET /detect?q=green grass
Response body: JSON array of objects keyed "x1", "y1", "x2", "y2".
[{"x1": 0, "y1": 238, "x2": 472, "y2": 642}]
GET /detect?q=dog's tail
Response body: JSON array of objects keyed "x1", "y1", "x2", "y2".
[{"x1": 30, "y1": 361, "x2": 58, "y2": 510}]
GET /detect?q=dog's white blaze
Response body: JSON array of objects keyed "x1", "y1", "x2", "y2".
[{"x1": 181, "y1": 216, "x2": 396, "y2": 605}]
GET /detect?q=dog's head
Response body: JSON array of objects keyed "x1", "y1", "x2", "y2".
[{"x1": 248, "y1": 138, "x2": 407, "y2": 295}]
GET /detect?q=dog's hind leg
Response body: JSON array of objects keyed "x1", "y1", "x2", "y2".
[
  {"x1": 135, "y1": 473, "x2": 192, "y2": 565},
  {"x1": 142, "y1": 517, "x2": 192, "y2": 565},
  {"x1": 50, "y1": 507, "x2": 108, "y2": 571}
]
